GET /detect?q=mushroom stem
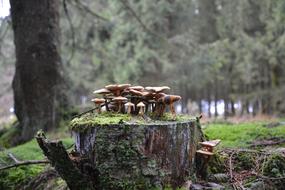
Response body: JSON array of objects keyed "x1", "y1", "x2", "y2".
[
  {"x1": 118, "y1": 102, "x2": 122, "y2": 113},
  {"x1": 104, "y1": 96, "x2": 109, "y2": 112},
  {"x1": 97, "y1": 105, "x2": 102, "y2": 114},
  {"x1": 139, "y1": 107, "x2": 144, "y2": 116},
  {"x1": 127, "y1": 106, "x2": 132, "y2": 114}
]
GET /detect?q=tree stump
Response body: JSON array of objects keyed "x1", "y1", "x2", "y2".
[{"x1": 71, "y1": 115, "x2": 204, "y2": 189}]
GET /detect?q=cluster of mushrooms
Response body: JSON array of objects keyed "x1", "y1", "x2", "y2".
[{"x1": 91, "y1": 84, "x2": 181, "y2": 119}]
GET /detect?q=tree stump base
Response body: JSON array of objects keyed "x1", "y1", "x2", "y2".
[{"x1": 71, "y1": 115, "x2": 204, "y2": 189}]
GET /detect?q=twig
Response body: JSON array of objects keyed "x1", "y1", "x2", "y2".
[
  {"x1": 229, "y1": 151, "x2": 234, "y2": 180},
  {"x1": 7, "y1": 153, "x2": 20, "y2": 163},
  {"x1": 72, "y1": 0, "x2": 108, "y2": 21},
  {"x1": 251, "y1": 171, "x2": 285, "y2": 180},
  {"x1": 0, "y1": 160, "x2": 50, "y2": 171}
]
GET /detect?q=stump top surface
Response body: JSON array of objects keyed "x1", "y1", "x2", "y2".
[{"x1": 70, "y1": 112, "x2": 197, "y2": 131}]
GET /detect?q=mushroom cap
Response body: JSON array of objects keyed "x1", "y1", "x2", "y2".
[
  {"x1": 141, "y1": 91, "x2": 154, "y2": 99},
  {"x1": 105, "y1": 84, "x2": 131, "y2": 94},
  {"x1": 105, "y1": 84, "x2": 120, "y2": 91},
  {"x1": 137, "y1": 102, "x2": 145, "y2": 107},
  {"x1": 125, "y1": 102, "x2": 135, "y2": 107},
  {"x1": 129, "y1": 89, "x2": 144, "y2": 96},
  {"x1": 196, "y1": 150, "x2": 214, "y2": 156},
  {"x1": 145, "y1": 86, "x2": 170, "y2": 93},
  {"x1": 170, "y1": 95, "x2": 181, "y2": 102},
  {"x1": 118, "y1": 83, "x2": 131, "y2": 89},
  {"x1": 154, "y1": 92, "x2": 166, "y2": 100},
  {"x1": 93, "y1": 88, "x2": 111, "y2": 94},
  {"x1": 199, "y1": 139, "x2": 221, "y2": 147},
  {"x1": 112, "y1": 96, "x2": 128, "y2": 102},
  {"x1": 91, "y1": 98, "x2": 105, "y2": 104},
  {"x1": 129, "y1": 86, "x2": 144, "y2": 91}
]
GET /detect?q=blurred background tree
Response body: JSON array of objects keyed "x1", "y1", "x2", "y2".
[{"x1": 0, "y1": 0, "x2": 285, "y2": 137}]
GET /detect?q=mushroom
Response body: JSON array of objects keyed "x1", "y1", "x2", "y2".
[
  {"x1": 129, "y1": 89, "x2": 144, "y2": 97},
  {"x1": 157, "y1": 95, "x2": 181, "y2": 118},
  {"x1": 91, "y1": 98, "x2": 105, "y2": 113},
  {"x1": 129, "y1": 86, "x2": 144, "y2": 91},
  {"x1": 105, "y1": 84, "x2": 131, "y2": 96},
  {"x1": 137, "y1": 102, "x2": 145, "y2": 116},
  {"x1": 145, "y1": 86, "x2": 170, "y2": 93},
  {"x1": 199, "y1": 139, "x2": 221, "y2": 153},
  {"x1": 93, "y1": 88, "x2": 111, "y2": 96},
  {"x1": 125, "y1": 102, "x2": 135, "y2": 114},
  {"x1": 196, "y1": 139, "x2": 221, "y2": 176},
  {"x1": 112, "y1": 96, "x2": 128, "y2": 113},
  {"x1": 93, "y1": 88, "x2": 112, "y2": 111}
]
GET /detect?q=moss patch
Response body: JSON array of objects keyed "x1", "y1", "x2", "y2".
[{"x1": 70, "y1": 112, "x2": 196, "y2": 131}]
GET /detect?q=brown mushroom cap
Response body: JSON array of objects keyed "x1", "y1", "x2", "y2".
[
  {"x1": 199, "y1": 139, "x2": 221, "y2": 147},
  {"x1": 129, "y1": 86, "x2": 144, "y2": 91},
  {"x1": 129, "y1": 89, "x2": 144, "y2": 96},
  {"x1": 112, "y1": 96, "x2": 128, "y2": 102},
  {"x1": 105, "y1": 84, "x2": 120, "y2": 91},
  {"x1": 118, "y1": 83, "x2": 131, "y2": 89},
  {"x1": 145, "y1": 86, "x2": 170, "y2": 93},
  {"x1": 196, "y1": 150, "x2": 214, "y2": 156},
  {"x1": 154, "y1": 92, "x2": 166, "y2": 100},
  {"x1": 91, "y1": 98, "x2": 105, "y2": 104},
  {"x1": 105, "y1": 84, "x2": 131, "y2": 96},
  {"x1": 169, "y1": 95, "x2": 182, "y2": 102},
  {"x1": 93, "y1": 88, "x2": 111, "y2": 95},
  {"x1": 141, "y1": 91, "x2": 154, "y2": 99}
]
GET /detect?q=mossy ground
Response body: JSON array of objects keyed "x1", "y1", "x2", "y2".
[
  {"x1": 203, "y1": 121, "x2": 285, "y2": 148},
  {"x1": 0, "y1": 137, "x2": 73, "y2": 189}
]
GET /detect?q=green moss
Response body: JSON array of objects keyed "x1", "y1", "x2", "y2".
[
  {"x1": 70, "y1": 112, "x2": 131, "y2": 130},
  {"x1": 148, "y1": 112, "x2": 195, "y2": 122},
  {"x1": 70, "y1": 112, "x2": 196, "y2": 131},
  {"x1": 263, "y1": 154, "x2": 285, "y2": 178},
  {"x1": 208, "y1": 153, "x2": 226, "y2": 174}
]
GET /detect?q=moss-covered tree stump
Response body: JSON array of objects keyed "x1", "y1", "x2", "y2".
[{"x1": 71, "y1": 114, "x2": 204, "y2": 189}]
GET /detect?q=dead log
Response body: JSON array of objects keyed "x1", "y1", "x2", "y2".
[{"x1": 35, "y1": 132, "x2": 95, "y2": 190}]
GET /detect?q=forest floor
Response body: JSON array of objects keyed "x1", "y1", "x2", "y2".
[{"x1": 0, "y1": 116, "x2": 284, "y2": 189}]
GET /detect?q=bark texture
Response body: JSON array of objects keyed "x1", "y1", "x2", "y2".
[
  {"x1": 72, "y1": 119, "x2": 204, "y2": 189},
  {"x1": 10, "y1": 0, "x2": 66, "y2": 141},
  {"x1": 36, "y1": 133, "x2": 95, "y2": 190}
]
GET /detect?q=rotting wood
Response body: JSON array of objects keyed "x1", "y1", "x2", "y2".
[{"x1": 36, "y1": 132, "x2": 95, "y2": 190}]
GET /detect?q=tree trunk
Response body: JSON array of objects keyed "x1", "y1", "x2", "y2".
[
  {"x1": 72, "y1": 119, "x2": 205, "y2": 189},
  {"x1": 230, "y1": 100, "x2": 235, "y2": 116},
  {"x1": 10, "y1": 0, "x2": 67, "y2": 142}
]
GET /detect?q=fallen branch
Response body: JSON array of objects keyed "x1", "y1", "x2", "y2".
[
  {"x1": 250, "y1": 139, "x2": 285, "y2": 147},
  {"x1": 251, "y1": 171, "x2": 285, "y2": 180},
  {"x1": 0, "y1": 160, "x2": 49, "y2": 171}
]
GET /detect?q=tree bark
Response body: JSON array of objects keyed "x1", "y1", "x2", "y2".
[
  {"x1": 10, "y1": 0, "x2": 67, "y2": 141},
  {"x1": 36, "y1": 133, "x2": 95, "y2": 190}
]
